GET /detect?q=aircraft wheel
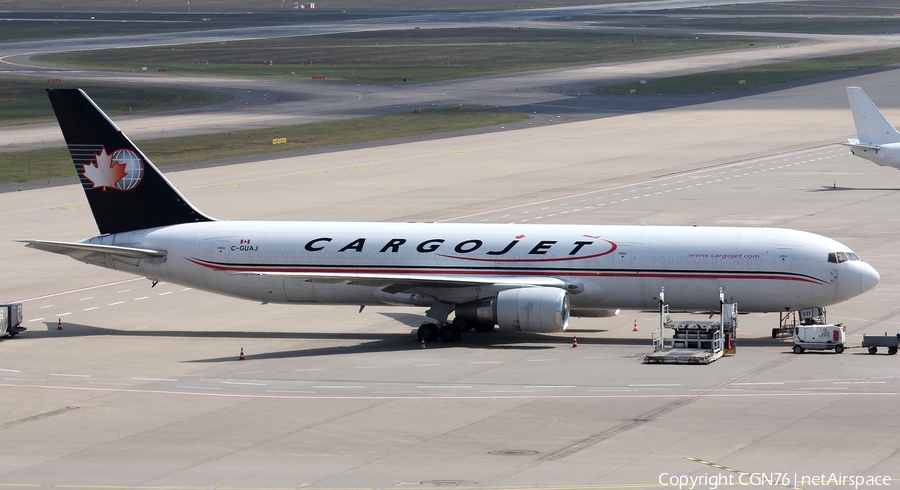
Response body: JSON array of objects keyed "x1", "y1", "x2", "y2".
[
  {"x1": 792, "y1": 345, "x2": 803, "y2": 354},
  {"x1": 772, "y1": 328, "x2": 778, "y2": 339},
  {"x1": 835, "y1": 345, "x2": 844, "y2": 354},
  {"x1": 439, "y1": 324, "x2": 458, "y2": 342},
  {"x1": 453, "y1": 318, "x2": 472, "y2": 332},
  {"x1": 868, "y1": 346, "x2": 878, "y2": 355},
  {"x1": 418, "y1": 323, "x2": 439, "y2": 342}
]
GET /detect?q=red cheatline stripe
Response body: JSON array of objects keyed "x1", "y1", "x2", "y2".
[{"x1": 184, "y1": 258, "x2": 827, "y2": 285}]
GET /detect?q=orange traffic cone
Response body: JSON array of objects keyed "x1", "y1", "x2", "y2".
[
  {"x1": 572, "y1": 336, "x2": 578, "y2": 348},
  {"x1": 57, "y1": 318, "x2": 62, "y2": 330},
  {"x1": 239, "y1": 348, "x2": 245, "y2": 361},
  {"x1": 633, "y1": 319, "x2": 639, "y2": 332},
  {"x1": 420, "y1": 338, "x2": 426, "y2": 349}
]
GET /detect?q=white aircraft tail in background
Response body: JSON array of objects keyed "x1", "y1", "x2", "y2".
[{"x1": 845, "y1": 86, "x2": 900, "y2": 168}]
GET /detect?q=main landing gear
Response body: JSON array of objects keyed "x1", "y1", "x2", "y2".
[
  {"x1": 417, "y1": 322, "x2": 459, "y2": 342},
  {"x1": 417, "y1": 318, "x2": 494, "y2": 343}
]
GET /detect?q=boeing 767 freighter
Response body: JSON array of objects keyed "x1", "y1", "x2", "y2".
[{"x1": 20, "y1": 89, "x2": 879, "y2": 342}]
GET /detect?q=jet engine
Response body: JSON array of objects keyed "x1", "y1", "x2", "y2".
[{"x1": 456, "y1": 287, "x2": 570, "y2": 333}]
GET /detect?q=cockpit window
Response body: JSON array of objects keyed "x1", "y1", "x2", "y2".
[{"x1": 828, "y1": 251, "x2": 860, "y2": 263}]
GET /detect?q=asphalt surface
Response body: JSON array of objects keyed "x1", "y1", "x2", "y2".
[
  {"x1": 2, "y1": 2, "x2": 900, "y2": 488},
  {"x1": 1, "y1": 68, "x2": 899, "y2": 489}
]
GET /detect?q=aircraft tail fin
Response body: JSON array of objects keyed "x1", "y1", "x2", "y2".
[
  {"x1": 46, "y1": 88, "x2": 213, "y2": 235},
  {"x1": 846, "y1": 87, "x2": 900, "y2": 146}
]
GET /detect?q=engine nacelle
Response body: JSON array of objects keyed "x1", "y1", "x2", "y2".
[{"x1": 456, "y1": 287, "x2": 570, "y2": 334}]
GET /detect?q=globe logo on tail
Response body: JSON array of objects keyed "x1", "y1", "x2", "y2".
[{"x1": 82, "y1": 147, "x2": 144, "y2": 191}]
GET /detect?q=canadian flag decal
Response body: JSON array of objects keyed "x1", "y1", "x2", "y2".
[{"x1": 82, "y1": 147, "x2": 144, "y2": 191}]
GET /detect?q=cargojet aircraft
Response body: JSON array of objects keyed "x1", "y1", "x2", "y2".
[
  {"x1": 21, "y1": 89, "x2": 879, "y2": 342},
  {"x1": 845, "y1": 86, "x2": 900, "y2": 168}
]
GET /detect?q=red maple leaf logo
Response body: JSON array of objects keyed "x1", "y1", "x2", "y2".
[
  {"x1": 83, "y1": 147, "x2": 127, "y2": 191},
  {"x1": 515, "y1": 234, "x2": 525, "y2": 239}
]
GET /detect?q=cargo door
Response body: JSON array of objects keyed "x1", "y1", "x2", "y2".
[
  {"x1": 214, "y1": 240, "x2": 230, "y2": 263},
  {"x1": 616, "y1": 245, "x2": 633, "y2": 269},
  {"x1": 773, "y1": 248, "x2": 796, "y2": 310},
  {"x1": 284, "y1": 278, "x2": 315, "y2": 303},
  {"x1": 775, "y1": 248, "x2": 792, "y2": 272}
]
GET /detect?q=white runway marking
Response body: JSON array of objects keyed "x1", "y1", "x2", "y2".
[
  {"x1": 133, "y1": 377, "x2": 177, "y2": 381},
  {"x1": 50, "y1": 373, "x2": 90, "y2": 378},
  {"x1": 12, "y1": 277, "x2": 141, "y2": 303},
  {"x1": 4, "y1": 382, "x2": 896, "y2": 401},
  {"x1": 417, "y1": 385, "x2": 472, "y2": 389},
  {"x1": 441, "y1": 146, "x2": 842, "y2": 224}
]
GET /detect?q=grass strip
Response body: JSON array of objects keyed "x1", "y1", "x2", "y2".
[
  {"x1": 34, "y1": 28, "x2": 786, "y2": 85},
  {"x1": 0, "y1": 76, "x2": 232, "y2": 127},
  {"x1": 591, "y1": 46, "x2": 900, "y2": 95},
  {"x1": 0, "y1": 108, "x2": 529, "y2": 184}
]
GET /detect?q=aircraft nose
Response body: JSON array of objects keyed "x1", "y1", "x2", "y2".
[{"x1": 860, "y1": 262, "x2": 880, "y2": 293}]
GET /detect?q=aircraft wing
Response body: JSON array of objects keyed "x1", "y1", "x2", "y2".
[
  {"x1": 230, "y1": 270, "x2": 568, "y2": 291},
  {"x1": 18, "y1": 240, "x2": 167, "y2": 261}
]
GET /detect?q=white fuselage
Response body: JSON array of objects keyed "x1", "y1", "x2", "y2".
[
  {"x1": 81, "y1": 221, "x2": 879, "y2": 314},
  {"x1": 848, "y1": 142, "x2": 900, "y2": 169}
]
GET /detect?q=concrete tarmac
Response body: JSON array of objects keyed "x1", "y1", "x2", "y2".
[{"x1": 0, "y1": 70, "x2": 899, "y2": 489}]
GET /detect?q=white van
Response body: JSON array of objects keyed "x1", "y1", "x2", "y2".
[{"x1": 792, "y1": 324, "x2": 845, "y2": 354}]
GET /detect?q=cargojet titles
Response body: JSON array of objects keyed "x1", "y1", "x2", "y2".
[{"x1": 293, "y1": 235, "x2": 618, "y2": 261}]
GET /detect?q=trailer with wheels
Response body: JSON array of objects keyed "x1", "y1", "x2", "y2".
[
  {"x1": 0, "y1": 303, "x2": 25, "y2": 339},
  {"x1": 792, "y1": 324, "x2": 845, "y2": 354},
  {"x1": 861, "y1": 334, "x2": 899, "y2": 355}
]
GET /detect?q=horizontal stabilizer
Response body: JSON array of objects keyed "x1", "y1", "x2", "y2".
[
  {"x1": 18, "y1": 240, "x2": 166, "y2": 261},
  {"x1": 841, "y1": 140, "x2": 882, "y2": 151}
]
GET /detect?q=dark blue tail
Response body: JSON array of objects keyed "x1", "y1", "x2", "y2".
[{"x1": 47, "y1": 88, "x2": 212, "y2": 235}]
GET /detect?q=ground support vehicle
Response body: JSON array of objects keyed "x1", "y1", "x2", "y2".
[
  {"x1": 792, "y1": 324, "x2": 845, "y2": 354},
  {"x1": 861, "y1": 334, "x2": 899, "y2": 355},
  {"x1": 0, "y1": 303, "x2": 25, "y2": 339}
]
